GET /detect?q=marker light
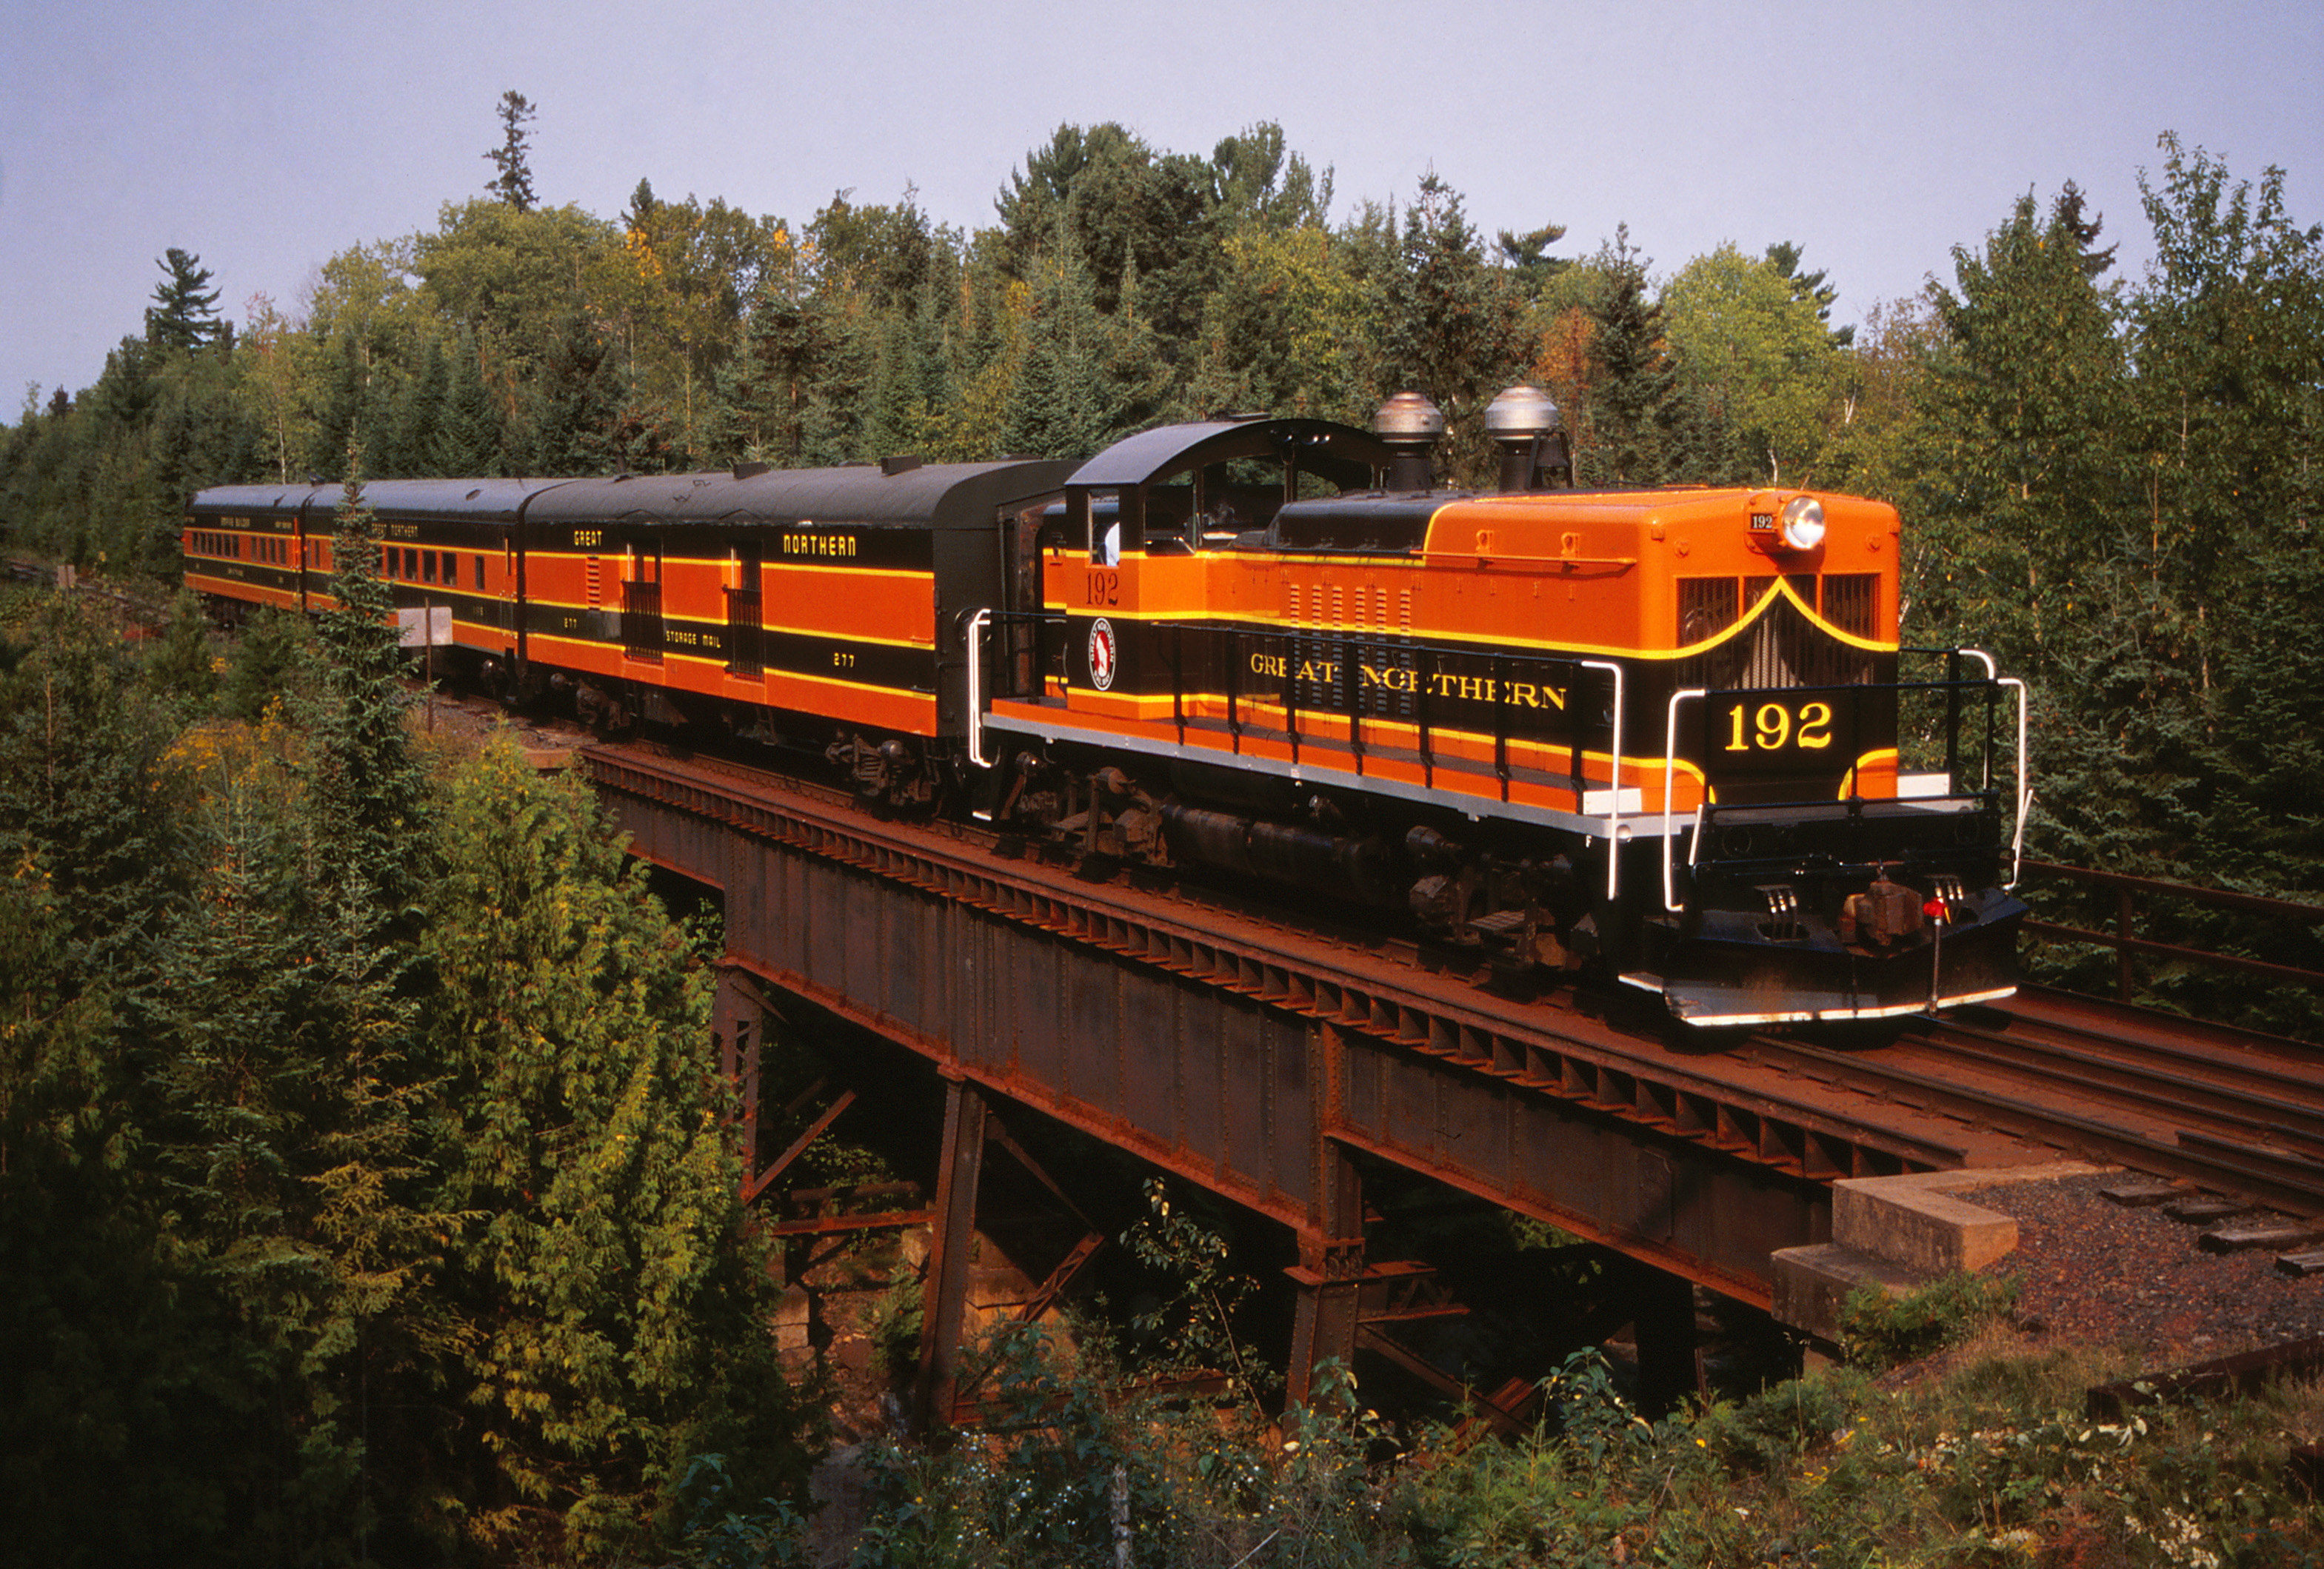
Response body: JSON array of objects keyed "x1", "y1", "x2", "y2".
[
  {"x1": 1923, "y1": 897, "x2": 1949, "y2": 923},
  {"x1": 1779, "y1": 496, "x2": 1826, "y2": 552}
]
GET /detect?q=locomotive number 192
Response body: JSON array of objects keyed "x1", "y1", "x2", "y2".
[{"x1": 1720, "y1": 697, "x2": 1834, "y2": 753}]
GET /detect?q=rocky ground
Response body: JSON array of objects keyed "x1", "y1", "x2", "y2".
[{"x1": 1969, "y1": 1168, "x2": 2324, "y2": 1362}]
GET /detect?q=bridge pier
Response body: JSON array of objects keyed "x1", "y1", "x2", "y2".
[
  {"x1": 916, "y1": 1074, "x2": 989, "y2": 1430},
  {"x1": 1286, "y1": 1142, "x2": 1367, "y2": 1407},
  {"x1": 1628, "y1": 1259, "x2": 1704, "y2": 1415}
]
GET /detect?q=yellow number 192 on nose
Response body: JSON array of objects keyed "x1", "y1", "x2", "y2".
[{"x1": 1723, "y1": 700, "x2": 1834, "y2": 752}]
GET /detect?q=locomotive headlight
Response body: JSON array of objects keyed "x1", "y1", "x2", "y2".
[{"x1": 1779, "y1": 496, "x2": 1826, "y2": 552}]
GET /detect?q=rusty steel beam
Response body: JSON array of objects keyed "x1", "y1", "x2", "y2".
[
  {"x1": 584, "y1": 748, "x2": 1887, "y2": 1314},
  {"x1": 917, "y1": 1075, "x2": 988, "y2": 1430},
  {"x1": 744, "y1": 1091, "x2": 858, "y2": 1206},
  {"x1": 1014, "y1": 1231, "x2": 1105, "y2": 1325},
  {"x1": 1355, "y1": 1324, "x2": 1529, "y2": 1437},
  {"x1": 764, "y1": 1208, "x2": 934, "y2": 1238}
]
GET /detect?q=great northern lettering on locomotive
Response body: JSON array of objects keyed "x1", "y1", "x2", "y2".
[{"x1": 184, "y1": 389, "x2": 2029, "y2": 1028}]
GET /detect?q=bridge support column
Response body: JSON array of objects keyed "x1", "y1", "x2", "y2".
[
  {"x1": 1632, "y1": 1266, "x2": 1703, "y2": 1416},
  {"x1": 916, "y1": 1073, "x2": 988, "y2": 1431},
  {"x1": 1286, "y1": 1141, "x2": 1366, "y2": 1408},
  {"x1": 715, "y1": 967, "x2": 764, "y2": 1184}
]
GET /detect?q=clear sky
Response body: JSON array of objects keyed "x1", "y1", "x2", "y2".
[{"x1": 3, "y1": 0, "x2": 2318, "y2": 409}]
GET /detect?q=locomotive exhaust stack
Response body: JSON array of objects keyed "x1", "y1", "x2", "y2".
[
  {"x1": 1484, "y1": 384, "x2": 1571, "y2": 492},
  {"x1": 1372, "y1": 392, "x2": 1444, "y2": 492}
]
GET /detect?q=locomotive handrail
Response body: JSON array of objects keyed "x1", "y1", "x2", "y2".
[
  {"x1": 1021, "y1": 612, "x2": 1616, "y2": 806},
  {"x1": 1945, "y1": 649, "x2": 2031, "y2": 890},
  {"x1": 1663, "y1": 689, "x2": 1708, "y2": 914},
  {"x1": 1579, "y1": 659, "x2": 1624, "y2": 900},
  {"x1": 964, "y1": 608, "x2": 995, "y2": 772}
]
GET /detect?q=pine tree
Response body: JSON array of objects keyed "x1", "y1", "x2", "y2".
[
  {"x1": 307, "y1": 447, "x2": 430, "y2": 926},
  {"x1": 222, "y1": 605, "x2": 318, "y2": 725},
  {"x1": 138, "y1": 719, "x2": 455, "y2": 1564},
  {"x1": 1372, "y1": 174, "x2": 1533, "y2": 483},
  {"x1": 1585, "y1": 227, "x2": 1684, "y2": 485},
  {"x1": 394, "y1": 338, "x2": 452, "y2": 478},
  {"x1": 1763, "y1": 241, "x2": 1856, "y2": 349},
  {"x1": 484, "y1": 90, "x2": 538, "y2": 212},
  {"x1": 310, "y1": 329, "x2": 389, "y2": 481},
  {"x1": 147, "y1": 249, "x2": 226, "y2": 354},
  {"x1": 1001, "y1": 236, "x2": 1106, "y2": 461},
  {"x1": 435, "y1": 332, "x2": 504, "y2": 475},
  {"x1": 1916, "y1": 188, "x2": 2130, "y2": 665},
  {"x1": 526, "y1": 311, "x2": 624, "y2": 473},
  {"x1": 143, "y1": 588, "x2": 219, "y2": 715},
  {"x1": 0, "y1": 594, "x2": 271, "y2": 1567}
]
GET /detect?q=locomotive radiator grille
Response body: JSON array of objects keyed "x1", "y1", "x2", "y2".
[{"x1": 1674, "y1": 575, "x2": 1880, "y2": 693}]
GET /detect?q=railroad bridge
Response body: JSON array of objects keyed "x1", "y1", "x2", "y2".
[{"x1": 581, "y1": 746, "x2": 2324, "y2": 1427}]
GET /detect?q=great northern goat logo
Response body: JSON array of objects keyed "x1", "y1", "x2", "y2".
[{"x1": 1087, "y1": 618, "x2": 1118, "y2": 692}]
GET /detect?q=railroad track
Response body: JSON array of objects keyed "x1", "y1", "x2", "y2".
[{"x1": 1735, "y1": 990, "x2": 2324, "y2": 1218}]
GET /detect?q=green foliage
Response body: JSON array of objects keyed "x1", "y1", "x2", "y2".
[
  {"x1": 844, "y1": 1320, "x2": 2324, "y2": 1567},
  {"x1": 0, "y1": 586, "x2": 821, "y2": 1564},
  {"x1": 0, "y1": 591, "x2": 448, "y2": 1568},
  {"x1": 848, "y1": 1331, "x2": 1394, "y2": 1569},
  {"x1": 1766, "y1": 238, "x2": 1855, "y2": 349},
  {"x1": 308, "y1": 455, "x2": 430, "y2": 922},
  {"x1": 143, "y1": 586, "x2": 220, "y2": 716},
  {"x1": 1663, "y1": 241, "x2": 1846, "y2": 484},
  {"x1": 1916, "y1": 184, "x2": 2131, "y2": 662},
  {"x1": 0, "y1": 592, "x2": 191, "y2": 964},
  {"x1": 995, "y1": 122, "x2": 1219, "y2": 347},
  {"x1": 222, "y1": 604, "x2": 318, "y2": 724},
  {"x1": 1115, "y1": 1178, "x2": 1273, "y2": 1403},
  {"x1": 136, "y1": 718, "x2": 459, "y2": 1562},
  {"x1": 425, "y1": 740, "x2": 809, "y2": 1560},
  {"x1": 1898, "y1": 141, "x2": 2324, "y2": 1031},
  {"x1": 1189, "y1": 224, "x2": 1367, "y2": 421},
  {"x1": 1840, "y1": 1270, "x2": 2020, "y2": 1369},
  {"x1": 1366, "y1": 173, "x2": 1534, "y2": 484},
  {"x1": 676, "y1": 1453, "x2": 813, "y2": 1568}
]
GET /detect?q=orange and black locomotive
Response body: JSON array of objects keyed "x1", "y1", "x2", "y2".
[{"x1": 186, "y1": 391, "x2": 2029, "y2": 1027}]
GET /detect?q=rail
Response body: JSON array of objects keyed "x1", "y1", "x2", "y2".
[{"x1": 2020, "y1": 860, "x2": 2324, "y2": 998}]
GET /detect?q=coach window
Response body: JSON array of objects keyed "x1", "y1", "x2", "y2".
[
  {"x1": 422, "y1": 549, "x2": 437, "y2": 584},
  {"x1": 473, "y1": 555, "x2": 486, "y2": 591}
]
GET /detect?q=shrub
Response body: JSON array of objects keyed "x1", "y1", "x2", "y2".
[{"x1": 1840, "y1": 1271, "x2": 2020, "y2": 1368}]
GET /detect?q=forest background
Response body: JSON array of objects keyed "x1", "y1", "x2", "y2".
[{"x1": 1, "y1": 107, "x2": 2322, "y2": 1564}]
